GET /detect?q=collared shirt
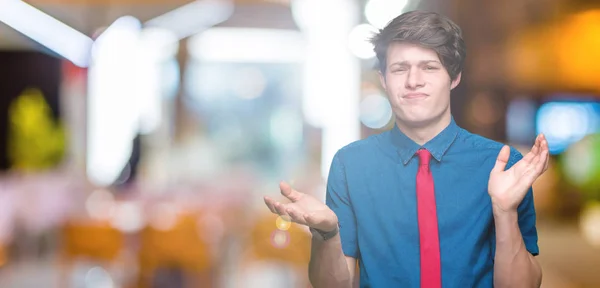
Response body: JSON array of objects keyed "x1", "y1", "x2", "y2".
[{"x1": 326, "y1": 118, "x2": 539, "y2": 288}]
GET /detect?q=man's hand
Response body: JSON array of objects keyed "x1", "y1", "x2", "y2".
[
  {"x1": 488, "y1": 134, "x2": 549, "y2": 213},
  {"x1": 264, "y1": 181, "x2": 338, "y2": 232}
]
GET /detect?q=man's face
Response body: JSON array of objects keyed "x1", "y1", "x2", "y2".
[{"x1": 379, "y1": 42, "x2": 461, "y2": 127}]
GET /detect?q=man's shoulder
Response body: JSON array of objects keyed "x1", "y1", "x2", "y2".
[
  {"x1": 335, "y1": 130, "x2": 390, "y2": 162},
  {"x1": 457, "y1": 128, "x2": 524, "y2": 164}
]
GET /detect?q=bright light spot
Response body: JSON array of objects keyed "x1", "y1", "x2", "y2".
[
  {"x1": 360, "y1": 93, "x2": 393, "y2": 129},
  {"x1": 188, "y1": 28, "x2": 305, "y2": 63},
  {"x1": 88, "y1": 16, "x2": 177, "y2": 185},
  {"x1": 110, "y1": 201, "x2": 144, "y2": 233},
  {"x1": 291, "y1": 0, "x2": 357, "y2": 31},
  {"x1": 136, "y1": 28, "x2": 177, "y2": 135},
  {"x1": 139, "y1": 27, "x2": 179, "y2": 62},
  {"x1": 365, "y1": 0, "x2": 410, "y2": 29},
  {"x1": 144, "y1": 0, "x2": 234, "y2": 40},
  {"x1": 92, "y1": 16, "x2": 142, "y2": 59},
  {"x1": 85, "y1": 266, "x2": 114, "y2": 288},
  {"x1": 87, "y1": 16, "x2": 142, "y2": 187},
  {"x1": 276, "y1": 216, "x2": 292, "y2": 231},
  {"x1": 0, "y1": 0, "x2": 93, "y2": 67},
  {"x1": 291, "y1": 0, "x2": 361, "y2": 178},
  {"x1": 536, "y1": 102, "x2": 600, "y2": 154},
  {"x1": 580, "y1": 202, "x2": 600, "y2": 248},
  {"x1": 85, "y1": 189, "x2": 115, "y2": 220},
  {"x1": 270, "y1": 230, "x2": 290, "y2": 248},
  {"x1": 232, "y1": 67, "x2": 267, "y2": 99},
  {"x1": 348, "y1": 24, "x2": 378, "y2": 59}
]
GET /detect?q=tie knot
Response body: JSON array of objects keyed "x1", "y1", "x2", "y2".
[{"x1": 416, "y1": 149, "x2": 432, "y2": 166}]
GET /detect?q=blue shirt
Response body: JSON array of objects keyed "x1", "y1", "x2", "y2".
[{"x1": 325, "y1": 118, "x2": 539, "y2": 288}]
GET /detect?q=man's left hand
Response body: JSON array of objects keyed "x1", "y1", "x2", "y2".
[{"x1": 488, "y1": 134, "x2": 549, "y2": 213}]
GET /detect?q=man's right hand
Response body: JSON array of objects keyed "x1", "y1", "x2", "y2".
[{"x1": 264, "y1": 181, "x2": 338, "y2": 232}]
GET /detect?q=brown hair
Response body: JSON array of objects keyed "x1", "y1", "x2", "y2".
[{"x1": 370, "y1": 10, "x2": 466, "y2": 80}]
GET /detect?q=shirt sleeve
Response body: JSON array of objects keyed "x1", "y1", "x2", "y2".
[
  {"x1": 491, "y1": 148, "x2": 540, "y2": 257},
  {"x1": 325, "y1": 151, "x2": 359, "y2": 258}
]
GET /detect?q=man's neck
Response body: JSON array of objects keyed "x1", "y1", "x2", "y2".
[{"x1": 396, "y1": 113, "x2": 452, "y2": 146}]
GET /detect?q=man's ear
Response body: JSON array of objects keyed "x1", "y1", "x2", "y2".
[{"x1": 450, "y1": 72, "x2": 462, "y2": 90}]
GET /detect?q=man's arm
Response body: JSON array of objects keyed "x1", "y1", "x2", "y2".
[
  {"x1": 493, "y1": 209, "x2": 542, "y2": 288},
  {"x1": 488, "y1": 136, "x2": 548, "y2": 288},
  {"x1": 264, "y1": 152, "x2": 359, "y2": 288},
  {"x1": 308, "y1": 233, "x2": 356, "y2": 288}
]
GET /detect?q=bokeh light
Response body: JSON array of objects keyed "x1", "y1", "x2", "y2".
[
  {"x1": 360, "y1": 93, "x2": 393, "y2": 129},
  {"x1": 348, "y1": 24, "x2": 378, "y2": 59},
  {"x1": 365, "y1": 0, "x2": 410, "y2": 29},
  {"x1": 537, "y1": 102, "x2": 600, "y2": 154},
  {"x1": 276, "y1": 215, "x2": 291, "y2": 231},
  {"x1": 270, "y1": 230, "x2": 290, "y2": 249},
  {"x1": 580, "y1": 202, "x2": 600, "y2": 248},
  {"x1": 562, "y1": 134, "x2": 600, "y2": 194},
  {"x1": 85, "y1": 189, "x2": 116, "y2": 220}
]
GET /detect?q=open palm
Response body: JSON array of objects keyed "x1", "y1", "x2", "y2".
[
  {"x1": 264, "y1": 182, "x2": 338, "y2": 232},
  {"x1": 488, "y1": 134, "x2": 549, "y2": 212}
]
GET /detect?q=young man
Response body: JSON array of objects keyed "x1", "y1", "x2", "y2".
[{"x1": 264, "y1": 10, "x2": 548, "y2": 288}]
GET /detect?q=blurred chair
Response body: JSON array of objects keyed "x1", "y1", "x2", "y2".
[
  {"x1": 59, "y1": 220, "x2": 125, "y2": 287},
  {"x1": 137, "y1": 212, "x2": 213, "y2": 288}
]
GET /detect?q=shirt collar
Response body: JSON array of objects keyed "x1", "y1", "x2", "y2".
[{"x1": 390, "y1": 117, "x2": 460, "y2": 165}]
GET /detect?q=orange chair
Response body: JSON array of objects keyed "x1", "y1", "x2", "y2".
[
  {"x1": 61, "y1": 221, "x2": 124, "y2": 261},
  {"x1": 137, "y1": 212, "x2": 213, "y2": 288},
  {"x1": 59, "y1": 220, "x2": 125, "y2": 287}
]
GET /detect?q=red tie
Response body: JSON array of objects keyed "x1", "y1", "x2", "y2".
[{"x1": 416, "y1": 149, "x2": 441, "y2": 288}]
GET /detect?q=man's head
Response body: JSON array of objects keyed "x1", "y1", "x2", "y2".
[{"x1": 371, "y1": 10, "x2": 466, "y2": 128}]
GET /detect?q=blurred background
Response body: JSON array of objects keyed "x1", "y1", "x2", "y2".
[{"x1": 0, "y1": 0, "x2": 599, "y2": 287}]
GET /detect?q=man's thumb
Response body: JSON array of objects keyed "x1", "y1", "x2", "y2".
[
  {"x1": 492, "y1": 145, "x2": 510, "y2": 172},
  {"x1": 280, "y1": 181, "x2": 302, "y2": 201}
]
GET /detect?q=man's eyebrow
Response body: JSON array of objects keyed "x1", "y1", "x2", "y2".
[{"x1": 389, "y1": 60, "x2": 442, "y2": 66}]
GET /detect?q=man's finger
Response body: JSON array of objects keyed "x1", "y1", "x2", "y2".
[
  {"x1": 535, "y1": 150, "x2": 548, "y2": 175},
  {"x1": 286, "y1": 206, "x2": 307, "y2": 225},
  {"x1": 521, "y1": 136, "x2": 540, "y2": 163},
  {"x1": 274, "y1": 202, "x2": 290, "y2": 217},
  {"x1": 515, "y1": 171, "x2": 536, "y2": 193},
  {"x1": 304, "y1": 212, "x2": 319, "y2": 227},
  {"x1": 305, "y1": 212, "x2": 334, "y2": 231},
  {"x1": 492, "y1": 145, "x2": 511, "y2": 172},
  {"x1": 541, "y1": 139, "x2": 550, "y2": 172},
  {"x1": 280, "y1": 181, "x2": 303, "y2": 202},
  {"x1": 264, "y1": 197, "x2": 280, "y2": 214},
  {"x1": 522, "y1": 149, "x2": 536, "y2": 163}
]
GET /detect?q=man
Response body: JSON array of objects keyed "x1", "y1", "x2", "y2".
[{"x1": 264, "y1": 10, "x2": 548, "y2": 288}]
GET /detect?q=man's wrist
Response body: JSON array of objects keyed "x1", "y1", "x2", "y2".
[
  {"x1": 492, "y1": 207, "x2": 519, "y2": 229},
  {"x1": 491, "y1": 200, "x2": 518, "y2": 216},
  {"x1": 310, "y1": 225, "x2": 339, "y2": 241}
]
